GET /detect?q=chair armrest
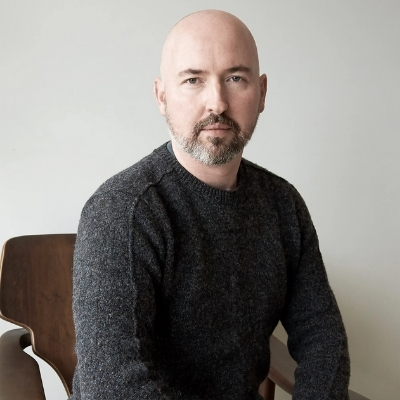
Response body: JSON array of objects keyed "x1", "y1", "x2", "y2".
[
  {"x1": 268, "y1": 335, "x2": 296, "y2": 394},
  {"x1": 348, "y1": 390, "x2": 370, "y2": 400},
  {"x1": 0, "y1": 328, "x2": 46, "y2": 400},
  {"x1": 268, "y1": 335, "x2": 370, "y2": 400}
]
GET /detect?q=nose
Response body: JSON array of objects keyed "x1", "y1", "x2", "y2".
[{"x1": 205, "y1": 82, "x2": 228, "y2": 115}]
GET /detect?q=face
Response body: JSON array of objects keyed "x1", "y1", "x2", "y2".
[{"x1": 155, "y1": 13, "x2": 267, "y2": 165}]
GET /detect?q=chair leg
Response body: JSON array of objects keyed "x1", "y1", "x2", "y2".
[{"x1": 259, "y1": 377, "x2": 276, "y2": 400}]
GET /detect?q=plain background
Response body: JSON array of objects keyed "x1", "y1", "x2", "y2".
[{"x1": 1, "y1": 1, "x2": 399, "y2": 399}]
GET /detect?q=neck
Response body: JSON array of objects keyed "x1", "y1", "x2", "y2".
[{"x1": 171, "y1": 141, "x2": 242, "y2": 191}]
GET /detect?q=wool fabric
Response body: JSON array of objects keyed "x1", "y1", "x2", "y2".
[{"x1": 70, "y1": 143, "x2": 350, "y2": 400}]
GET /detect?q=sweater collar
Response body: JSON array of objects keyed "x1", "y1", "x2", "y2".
[{"x1": 156, "y1": 142, "x2": 247, "y2": 204}]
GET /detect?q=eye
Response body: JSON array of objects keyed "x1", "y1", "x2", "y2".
[
  {"x1": 185, "y1": 77, "x2": 199, "y2": 84},
  {"x1": 229, "y1": 76, "x2": 243, "y2": 82}
]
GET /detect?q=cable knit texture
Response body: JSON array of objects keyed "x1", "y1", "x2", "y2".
[{"x1": 70, "y1": 143, "x2": 350, "y2": 400}]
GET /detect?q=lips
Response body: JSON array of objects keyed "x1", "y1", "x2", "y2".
[
  {"x1": 192, "y1": 113, "x2": 240, "y2": 137},
  {"x1": 202, "y1": 123, "x2": 231, "y2": 130}
]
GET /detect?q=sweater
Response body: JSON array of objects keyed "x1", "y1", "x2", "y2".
[{"x1": 70, "y1": 142, "x2": 350, "y2": 400}]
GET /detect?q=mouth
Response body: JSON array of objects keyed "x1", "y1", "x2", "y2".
[
  {"x1": 203, "y1": 123, "x2": 231, "y2": 130},
  {"x1": 202, "y1": 123, "x2": 232, "y2": 136},
  {"x1": 192, "y1": 113, "x2": 241, "y2": 138}
]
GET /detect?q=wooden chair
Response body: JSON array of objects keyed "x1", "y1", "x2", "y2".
[
  {"x1": 259, "y1": 337, "x2": 370, "y2": 400},
  {"x1": 0, "y1": 234, "x2": 370, "y2": 400},
  {"x1": 0, "y1": 234, "x2": 76, "y2": 399}
]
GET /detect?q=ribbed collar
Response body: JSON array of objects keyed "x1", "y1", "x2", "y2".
[{"x1": 155, "y1": 142, "x2": 248, "y2": 205}]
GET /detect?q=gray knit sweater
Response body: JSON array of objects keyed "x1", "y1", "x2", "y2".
[{"x1": 71, "y1": 143, "x2": 350, "y2": 400}]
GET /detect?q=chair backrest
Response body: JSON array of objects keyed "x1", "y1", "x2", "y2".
[{"x1": 0, "y1": 234, "x2": 77, "y2": 395}]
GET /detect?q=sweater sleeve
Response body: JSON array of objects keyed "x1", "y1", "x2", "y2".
[
  {"x1": 279, "y1": 187, "x2": 350, "y2": 400},
  {"x1": 71, "y1": 191, "x2": 177, "y2": 400}
]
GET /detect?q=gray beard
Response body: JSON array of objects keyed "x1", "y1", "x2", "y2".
[{"x1": 166, "y1": 112, "x2": 258, "y2": 165}]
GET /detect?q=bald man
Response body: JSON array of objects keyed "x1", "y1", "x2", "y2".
[{"x1": 71, "y1": 10, "x2": 350, "y2": 400}]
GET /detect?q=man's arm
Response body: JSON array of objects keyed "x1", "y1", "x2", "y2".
[
  {"x1": 280, "y1": 187, "x2": 350, "y2": 399},
  {"x1": 72, "y1": 192, "x2": 174, "y2": 399}
]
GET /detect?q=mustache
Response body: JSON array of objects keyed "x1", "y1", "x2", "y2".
[{"x1": 192, "y1": 113, "x2": 241, "y2": 136}]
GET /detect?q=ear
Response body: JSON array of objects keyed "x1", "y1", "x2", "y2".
[
  {"x1": 154, "y1": 78, "x2": 166, "y2": 116},
  {"x1": 258, "y1": 74, "x2": 267, "y2": 113}
]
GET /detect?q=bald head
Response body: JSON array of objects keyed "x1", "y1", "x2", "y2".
[
  {"x1": 160, "y1": 10, "x2": 260, "y2": 82},
  {"x1": 154, "y1": 10, "x2": 267, "y2": 168}
]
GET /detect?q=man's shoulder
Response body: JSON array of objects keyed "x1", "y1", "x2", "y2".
[
  {"x1": 242, "y1": 157, "x2": 310, "y2": 214},
  {"x1": 99, "y1": 143, "x2": 171, "y2": 194},
  {"x1": 83, "y1": 143, "x2": 173, "y2": 212},
  {"x1": 242, "y1": 158, "x2": 294, "y2": 192},
  {"x1": 242, "y1": 158, "x2": 314, "y2": 234}
]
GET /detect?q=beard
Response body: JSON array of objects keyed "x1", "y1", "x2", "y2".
[{"x1": 165, "y1": 107, "x2": 258, "y2": 165}]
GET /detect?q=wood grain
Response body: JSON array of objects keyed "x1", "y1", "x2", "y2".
[{"x1": 0, "y1": 234, "x2": 77, "y2": 395}]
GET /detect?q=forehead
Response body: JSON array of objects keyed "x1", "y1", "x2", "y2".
[{"x1": 163, "y1": 20, "x2": 258, "y2": 76}]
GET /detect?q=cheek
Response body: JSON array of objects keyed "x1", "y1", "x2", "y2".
[
  {"x1": 173, "y1": 99, "x2": 202, "y2": 121},
  {"x1": 167, "y1": 101, "x2": 200, "y2": 132},
  {"x1": 232, "y1": 95, "x2": 260, "y2": 119}
]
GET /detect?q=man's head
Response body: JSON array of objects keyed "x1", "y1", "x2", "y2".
[{"x1": 154, "y1": 10, "x2": 267, "y2": 165}]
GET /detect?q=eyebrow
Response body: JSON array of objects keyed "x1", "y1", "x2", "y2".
[
  {"x1": 226, "y1": 65, "x2": 252, "y2": 74},
  {"x1": 178, "y1": 69, "x2": 204, "y2": 77},
  {"x1": 177, "y1": 65, "x2": 252, "y2": 77}
]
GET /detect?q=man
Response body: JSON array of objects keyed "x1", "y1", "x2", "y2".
[{"x1": 71, "y1": 10, "x2": 350, "y2": 400}]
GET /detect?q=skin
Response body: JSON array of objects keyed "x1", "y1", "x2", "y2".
[{"x1": 154, "y1": 10, "x2": 267, "y2": 190}]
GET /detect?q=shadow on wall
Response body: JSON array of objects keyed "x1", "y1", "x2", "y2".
[{"x1": 327, "y1": 263, "x2": 399, "y2": 399}]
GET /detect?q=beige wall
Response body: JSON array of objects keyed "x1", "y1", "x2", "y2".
[{"x1": 1, "y1": 1, "x2": 399, "y2": 398}]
